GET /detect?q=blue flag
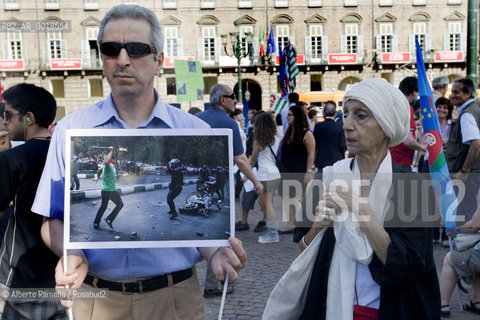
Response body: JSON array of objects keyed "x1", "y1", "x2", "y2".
[
  {"x1": 415, "y1": 38, "x2": 458, "y2": 231},
  {"x1": 278, "y1": 43, "x2": 289, "y2": 97},
  {"x1": 266, "y1": 24, "x2": 276, "y2": 56}
]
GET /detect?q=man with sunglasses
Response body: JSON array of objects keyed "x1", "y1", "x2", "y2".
[
  {"x1": 0, "y1": 84, "x2": 63, "y2": 318},
  {"x1": 197, "y1": 84, "x2": 263, "y2": 297},
  {"x1": 32, "y1": 5, "x2": 246, "y2": 320}
]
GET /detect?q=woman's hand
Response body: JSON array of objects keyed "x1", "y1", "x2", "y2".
[
  {"x1": 325, "y1": 186, "x2": 391, "y2": 264},
  {"x1": 324, "y1": 186, "x2": 371, "y2": 219},
  {"x1": 311, "y1": 199, "x2": 335, "y2": 229},
  {"x1": 300, "y1": 199, "x2": 334, "y2": 251},
  {"x1": 303, "y1": 172, "x2": 313, "y2": 185}
]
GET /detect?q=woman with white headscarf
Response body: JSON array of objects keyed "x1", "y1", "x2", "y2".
[{"x1": 263, "y1": 78, "x2": 440, "y2": 320}]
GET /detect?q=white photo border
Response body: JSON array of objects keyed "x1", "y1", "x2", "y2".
[{"x1": 64, "y1": 128, "x2": 234, "y2": 250}]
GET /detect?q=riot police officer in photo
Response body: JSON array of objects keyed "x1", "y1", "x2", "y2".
[{"x1": 165, "y1": 158, "x2": 183, "y2": 219}]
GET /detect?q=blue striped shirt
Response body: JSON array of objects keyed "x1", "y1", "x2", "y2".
[{"x1": 32, "y1": 91, "x2": 210, "y2": 280}]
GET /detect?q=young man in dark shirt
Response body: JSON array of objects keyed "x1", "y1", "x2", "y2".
[{"x1": 0, "y1": 83, "x2": 64, "y2": 318}]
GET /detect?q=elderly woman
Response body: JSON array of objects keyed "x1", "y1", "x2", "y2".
[{"x1": 263, "y1": 78, "x2": 440, "y2": 320}]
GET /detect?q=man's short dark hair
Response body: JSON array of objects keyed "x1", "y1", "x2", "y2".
[
  {"x1": 288, "y1": 92, "x2": 299, "y2": 104},
  {"x1": 187, "y1": 107, "x2": 202, "y2": 115},
  {"x1": 324, "y1": 104, "x2": 336, "y2": 117},
  {"x1": 399, "y1": 77, "x2": 418, "y2": 96},
  {"x1": 454, "y1": 78, "x2": 476, "y2": 99},
  {"x1": 325, "y1": 100, "x2": 336, "y2": 108},
  {"x1": 2, "y1": 83, "x2": 57, "y2": 129}
]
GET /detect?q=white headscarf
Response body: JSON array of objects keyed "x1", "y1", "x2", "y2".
[{"x1": 343, "y1": 78, "x2": 410, "y2": 147}]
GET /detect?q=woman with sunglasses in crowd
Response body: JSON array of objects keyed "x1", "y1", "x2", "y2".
[{"x1": 278, "y1": 105, "x2": 315, "y2": 234}]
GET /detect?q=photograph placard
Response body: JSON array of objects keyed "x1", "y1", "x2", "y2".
[{"x1": 64, "y1": 129, "x2": 234, "y2": 249}]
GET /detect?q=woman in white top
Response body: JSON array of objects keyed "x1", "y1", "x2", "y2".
[{"x1": 249, "y1": 113, "x2": 281, "y2": 244}]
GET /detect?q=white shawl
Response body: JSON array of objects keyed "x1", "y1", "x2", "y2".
[{"x1": 322, "y1": 153, "x2": 393, "y2": 320}]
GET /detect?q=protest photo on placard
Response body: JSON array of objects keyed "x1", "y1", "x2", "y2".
[{"x1": 64, "y1": 128, "x2": 233, "y2": 249}]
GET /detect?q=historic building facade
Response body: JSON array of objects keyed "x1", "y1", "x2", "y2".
[{"x1": 0, "y1": 0, "x2": 470, "y2": 117}]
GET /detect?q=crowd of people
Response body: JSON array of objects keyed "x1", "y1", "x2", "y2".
[{"x1": 0, "y1": 3, "x2": 479, "y2": 320}]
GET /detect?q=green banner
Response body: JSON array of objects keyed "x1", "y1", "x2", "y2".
[{"x1": 174, "y1": 60, "x2": 204, "y2": 102}]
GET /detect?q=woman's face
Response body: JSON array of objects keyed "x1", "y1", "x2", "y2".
[
  {"x1": 437, "y1": 104, "x2": 449, "y2": 120},
  {"x1": 287, "y1": 110, "x2": 294, "y2": 126},
  {"x1": 343, "y1": 99, "x2": 388, "y2": 156}
]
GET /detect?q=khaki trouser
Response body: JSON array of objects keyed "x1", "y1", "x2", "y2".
[{"x1": 73, "y1": 269, "x2": 205, "y2": 320}]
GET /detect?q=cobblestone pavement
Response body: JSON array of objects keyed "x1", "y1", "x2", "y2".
[{"x1": 197, "y1": 196, "x2": 479, "y2": 320}]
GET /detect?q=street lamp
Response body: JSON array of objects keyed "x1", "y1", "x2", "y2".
[{"x1": 221, "y1": 31, "x2": 253, "y2": 105}]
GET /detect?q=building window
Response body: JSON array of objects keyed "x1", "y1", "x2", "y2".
[
  {"x1": 274, "y1": 0, "x2": 288, "y2": 8},
  {"x1": 5, "y1": 33, "x2": 22, "y2": 59},
  {"x1": 163, "y1": 0, "x2": 177, "y2": 9},
  {"x1": 82, "y1": 28, "x2": 100, "y2": 69},
  {"x1": 448, "y1": 22, "x2": 462, "y2": 51},
  {"x1": 308, "y1": 0, "x2": 322, "y2": 7},
  {"x1": 50, "y1": 79, "x2": 65, "y2": 98},
  {"x1": 200, "y1": 0, "x2": 215, "y2": 8},
  {"x1": 308, "y1": 24, "x2": 324, "y2": 61},
  {"x1": 413, "y1": 0, "x2": 425, "y2": 5},
  {"x1": 48, "y1": 32, "x2": 63, "y2": 58},
  {"x1": 276, "y1": 25, "x2": 290, "y2": 51},
  {"x1": 89, "y1": 78, "x2": 103, "y2": 97},
  {"x1": 5, "y1": 0, "x2": 20, "y2": 10},
  {"x1": 377, "y1": 23, "x2": 393, "y2": 53},
  {"x1": 310, "y1": 74, "x2": 322, "y2": 91},
  {"x1": 166, "y1": 77, "x2": 176, "y2": 95},
  {"x1": 84, "y1": 0, "x2": 98, "y2": 10},
  {"x1": 345, "y1": 24, "x2": 357, "y2": 53},
  {"x1": 379, "y1": 0, "x2": 392, "y2": 5},
  {"x1": 201, "y1": 26, "x2": 216, "y2": 63},
  {"x1": 45, "y1": 0, "x2": 59, "y2": 10},
  {"x1": 344, "y1": 0, "x2": 357, "y2": 6},
  {"x1": 238, "y1": 0, "x2": 252, "y2": 8},
  {"x1": 204, "y1": 76, "x2": 218, "y2": 94},
  {"x1": 448, "y1": 0, "x2": 461, "y2": 3},
  {"x1": 165, "y1": 27, "x2": 179, "y2": 57},
  {"x1": 413, "y1": 22, "x2": 426, "y2": 51}
]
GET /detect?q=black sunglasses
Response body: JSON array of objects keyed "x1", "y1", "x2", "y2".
[
  {"x1": 222, "y1": 93, "x2": 236, "y2": 100},
  {"x1": 99, "y1": 42, "x2": 157, "y2": 58}
]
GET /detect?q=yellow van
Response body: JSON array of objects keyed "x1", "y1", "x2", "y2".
[{"x1": 298, "y1": 91, "x2": 346, "y2": 122}]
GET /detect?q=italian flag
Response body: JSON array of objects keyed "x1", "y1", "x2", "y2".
[{"x1": 259, "y1": 24, "x2": 264, "y2": 57}]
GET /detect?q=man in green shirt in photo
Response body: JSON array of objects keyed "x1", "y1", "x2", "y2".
[{"x1": 93, "y1": 146, "x2": 124, "y2": 229}]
